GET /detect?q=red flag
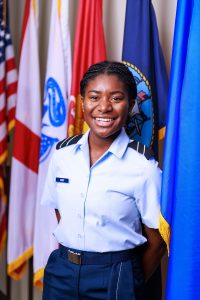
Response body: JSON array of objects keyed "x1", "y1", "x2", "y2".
[{"x1": 67, "y1": 0, "x2": 106, "y2": 136}]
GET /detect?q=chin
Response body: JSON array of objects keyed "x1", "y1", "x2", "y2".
[{"x1": 93, "y1": 129, "x2": 122, "y2": 140}]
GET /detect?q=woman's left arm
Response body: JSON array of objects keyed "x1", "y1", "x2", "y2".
[{"x1": 141, "y1": 225, "x2": 166, "y2": 282}]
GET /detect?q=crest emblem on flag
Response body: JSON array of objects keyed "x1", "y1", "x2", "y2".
[
  {"x1": 123, "y1": 61, "x2": 153, "y2": 147},
  {"x1": 40, "y1": 77, "x2": 66, "y2": 162}
]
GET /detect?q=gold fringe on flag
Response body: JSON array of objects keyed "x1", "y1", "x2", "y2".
[
  {"x1": 34, "y1": 268, "x2": 44, "y2": 290},
  {"x1": 7, "y1": 247, "x2": 33, "y2": 280},
  {"x1": 159, "y1": 212, "x2": 170, "y2": 255},
  {"x1": 158, "y1": 126, "x2": 166, "y2": 141}
]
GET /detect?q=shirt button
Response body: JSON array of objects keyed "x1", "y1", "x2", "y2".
[
  {"x1": 80, "y1": 193, "x2": 84, "y2": 198},
  {"x1": 77, "y1": 234, "x2": 82, "y2": 238},
  {"x1": 77, "y1": 214, "x2": 82, "y2": 219}
]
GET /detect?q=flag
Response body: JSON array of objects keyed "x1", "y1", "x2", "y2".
[
  {"x1": 122, "y1": 0, "x2": 168, "y2": 156},
  {"x1": 67, "y1": 0, "x2": 106, "y2": 136},
  {"x1": 7, "y1": 0, "x2": 41, "y2": 279},
  {"x1": 159, "y1": 0, "x2": 200, "y2": 298},
  {"x1": 0, "y1": 0, "x2": 17, "y2": 254},
  {"x1": 33, "y1": 0, "x2": 71, "y2": 289},
  {"x1": 122, "y1": 1, "x2": 168, "y2": 298}
]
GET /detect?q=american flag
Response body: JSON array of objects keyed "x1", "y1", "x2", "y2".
[{"x1": 0, "y1": 0, "x2": 17, "y2": 254}]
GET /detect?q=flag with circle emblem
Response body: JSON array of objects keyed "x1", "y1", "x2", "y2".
[
  {"x1": 122, "y1": 0, "x2": 168, "y2": 158},
  {"x1": 33, "y1": 0, "x2": 72, "y2": 289}
]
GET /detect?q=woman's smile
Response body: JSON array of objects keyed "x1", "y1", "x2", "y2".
[{"x1": 93, "y1": 117, "x2": 116, "y2": 127}]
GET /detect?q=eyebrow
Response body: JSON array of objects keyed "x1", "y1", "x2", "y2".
[{"x1": 87, "y1": 90, "x2": 125, "y2": 94}]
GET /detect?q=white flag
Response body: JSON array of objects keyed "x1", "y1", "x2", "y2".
[
  {"x1": 8, "y1": 0, "x2": 41, "y2": 279},
  {"x1": 34, "y1": 0, "x2": 71, "y2": 288}
]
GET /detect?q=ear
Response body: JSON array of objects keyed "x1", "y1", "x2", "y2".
[{"x1": 81, "y1": 97, "x2": 84, "y2": 112}]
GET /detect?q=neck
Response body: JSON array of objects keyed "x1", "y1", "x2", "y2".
[
  {"x1": 89, "y1": 130, "x2": 121, "y2": 150},
  {"x1": 88, "y1": 130, "x2": 121, "y2": 166}
]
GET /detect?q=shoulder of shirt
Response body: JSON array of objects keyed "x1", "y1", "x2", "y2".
[
  {"x1": 128, "y1": 140, "x2": 154, "y2": 160},
  {"x1": 56, "y1": 135, "x2": 153, "y2": 160},
  {"x1": 56, "y1": 134, "x2": 83, "y2": 150}
]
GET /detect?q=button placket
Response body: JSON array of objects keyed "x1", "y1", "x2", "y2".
[{"x1": 77, "y1": 170, "x2": 91, "y2": 249}]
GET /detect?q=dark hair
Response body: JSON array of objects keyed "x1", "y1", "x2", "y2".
[{"x1": 80, "y1": 61, "x2": 137, "y2": 101}]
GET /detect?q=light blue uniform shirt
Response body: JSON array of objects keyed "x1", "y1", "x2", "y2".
[{"x1": 41, "y1": 129, "x2": 161, "y2": 252}]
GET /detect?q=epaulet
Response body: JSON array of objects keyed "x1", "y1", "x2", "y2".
[
  {"x1": 56, "y1": 134, "x2": 83, "y2": 150},
  {"x1": 128, "y1": 140, "x2": 154, "y2": 160}
]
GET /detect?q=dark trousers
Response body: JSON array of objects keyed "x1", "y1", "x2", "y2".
[{"x1": 43, "y1": 247, "x2": 144, "y2": 300}]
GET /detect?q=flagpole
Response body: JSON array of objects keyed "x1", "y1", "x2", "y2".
[
  {"x1": 6, "y1": 165, "x2": 11, "y2": 300},
  {"x1": 28, "y1": 257, "x2": 33, "y2": 300},
  {"x1": 6, "y1": 267, "x2": 11, "y2": 300}
]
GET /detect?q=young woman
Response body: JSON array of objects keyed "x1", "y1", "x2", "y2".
[{"x1": 42, "y1": 61, "x2": 165, "y2": 300}]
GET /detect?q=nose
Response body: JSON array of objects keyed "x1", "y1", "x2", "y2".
[{"x1": 97, "y1": 97, "x2": 112, "y2": 113}]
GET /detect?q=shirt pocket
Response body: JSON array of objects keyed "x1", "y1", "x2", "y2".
[{"x1": 55, "y1": 176, "x2": 71, "y2": 203}]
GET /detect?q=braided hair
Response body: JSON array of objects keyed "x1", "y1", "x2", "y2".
[{"x1": 80, "y1": 61, "x2": 137, "y2": 101}]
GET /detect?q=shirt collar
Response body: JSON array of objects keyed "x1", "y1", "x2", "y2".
[
  {"x1": 107, "y1": 128, "x2": 130, "y2": 158},
  {"x1": 76, "y1": 130, "x2": 90, "y2": 148},
  {"x1": 75, "y1": 128, "x2": 129, "y2": 159}
]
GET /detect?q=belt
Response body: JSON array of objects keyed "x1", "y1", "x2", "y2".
[{"x1": 59, "y1": 244, "x2": 139, "y2": 265}]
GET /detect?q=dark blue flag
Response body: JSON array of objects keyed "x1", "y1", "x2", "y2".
[
  {"x1": 122, "y1": 1, "x2": 168, "y2": 298},
  {"x1": 159, "y1": 0, "x2": 200, "y2": 298},
  {"x1": 122, "y1": 0, "x2": 168, "y2": 157}
]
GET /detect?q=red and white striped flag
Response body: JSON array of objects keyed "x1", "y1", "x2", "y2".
[
  {"x1": 0, "y1": 0, "x2": 17, "y2": 254},
  {"x1": 7, "y1": 0, "x2": 41, "y2": 279},
  {"x1": 67, "y1": 0, "x2": 106, "y2": 136}
]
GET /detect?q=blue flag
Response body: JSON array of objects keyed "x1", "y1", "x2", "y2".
[
  {"x1": 159, "y1": 0, "x2": 200, "y2": 298},
  {"x1": 122, "y1": 0, "x2": 168, "y2": 156}
]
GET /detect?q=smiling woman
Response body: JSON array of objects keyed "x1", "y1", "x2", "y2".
[
  {"x1": 82, "y1": 74, "x2": 131, "y2": 162},
  {"x1": 41, "y1": 61, "x2": 165, "y2": 300},
  {"x1": 80, "y1": 61, "x2": 137, "y2": 165}
]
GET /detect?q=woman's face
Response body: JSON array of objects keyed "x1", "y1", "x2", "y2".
[{"x1": 82, "y1": 74, "x2": 134, "y2": 141}]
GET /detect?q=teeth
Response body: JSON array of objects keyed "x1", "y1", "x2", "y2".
[{"x1": 96, "y1": 118, "x2": 113, "y2": 122}]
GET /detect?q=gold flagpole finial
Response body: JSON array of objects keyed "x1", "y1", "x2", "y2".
[
  {"x1": 32, "y1": 0, "x2": 36, "y2": 17},
  {"x1": 57, "y1": 0, "x2": 61, "y2": 18}
]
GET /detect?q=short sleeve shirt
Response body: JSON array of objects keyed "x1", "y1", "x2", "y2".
[{"x1": 41, "y1": 129, "x2": 162, "y2": 252}]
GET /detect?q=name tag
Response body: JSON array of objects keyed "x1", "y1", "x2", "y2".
[{"x1": 56, "y1": 177, "x2": 69, "y2": 183}]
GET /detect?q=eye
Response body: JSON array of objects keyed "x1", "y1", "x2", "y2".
[
  {"x1": 89, "y1": 95, "x2": 98, "y2": 101},
  {"x1": 111, "y1": 96, "x2": 123, "y2": 102}
]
